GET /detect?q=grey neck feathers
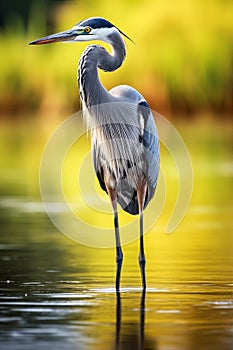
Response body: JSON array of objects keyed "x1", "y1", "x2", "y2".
[{"x1": 78, "y1": 31, "x2": 126, "y2": 108}]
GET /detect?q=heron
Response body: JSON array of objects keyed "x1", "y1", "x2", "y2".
[{"x1": 29, "y1": 17, "x2": 160, "y2": 291}]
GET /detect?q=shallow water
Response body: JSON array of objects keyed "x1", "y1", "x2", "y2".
[
  {"x1": 0, "y1": 200, "x2": 232, "y2": 350},
  {"x1": 0, "y1": 120, "x2": 233, "y2": 349}
]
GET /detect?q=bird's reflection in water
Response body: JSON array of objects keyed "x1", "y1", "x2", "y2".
[
  {"x1": 115, "y1": 290, "x2": 155, "y2": 350},
  {"x1": 115, "y1": 291, "x2": 122, "y2": 349}
]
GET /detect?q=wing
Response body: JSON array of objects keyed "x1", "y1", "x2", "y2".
[
  {"x1": 137, "y1": 100, "x2": 160, "y2": 206},
  {"x1": 90, "y1": 91, "x2": 160, "y2": 215},
  {"x1": 116, "y1": 100, "x2": 160, "y2": 214}
]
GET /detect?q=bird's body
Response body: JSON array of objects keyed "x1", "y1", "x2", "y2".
[{"x1": 29, "y1": 17, "x2": 160, "y2": 291}]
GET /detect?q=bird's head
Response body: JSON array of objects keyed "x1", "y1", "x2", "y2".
[{"x1": 29, "y1": 17, "x2": 133, "y2": 46}]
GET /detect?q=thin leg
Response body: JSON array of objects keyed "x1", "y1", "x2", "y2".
[
  {"x1": 113, "y1": 203, "x2": 123, "y2": 291},
  {"x1": 139, "y1": 212, "x2": 146, "y2": 290},
  {"x1": 137, "y1": 182, "x2": 147, "y2": 291},
  {"x1": 105, "y1": 184, "x2": 123, "y2": 292}
]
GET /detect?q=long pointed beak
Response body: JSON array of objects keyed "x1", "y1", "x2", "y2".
[{"x1": 29, "y1": 29, "x2": 77, "y2": 45}]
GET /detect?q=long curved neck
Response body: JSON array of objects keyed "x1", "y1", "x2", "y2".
[{"x1": 78, "y1": 31, "x2": 126, "y2": 108}]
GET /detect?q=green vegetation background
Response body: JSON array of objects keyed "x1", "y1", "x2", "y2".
[
  {"x1": 0, "y1": 0, "x2": 232, "y2": 118},
  {"x1": 0, "y1": 1, "x2": 232, "y2": 275}
]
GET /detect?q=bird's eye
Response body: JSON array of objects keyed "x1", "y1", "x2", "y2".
[{"x1": 84, "y1": 27, "x2": 91, "y2": 33}]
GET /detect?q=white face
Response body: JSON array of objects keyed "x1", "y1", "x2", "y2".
[{"x1": 71, "y1": 25, "x2": 119, "y2": 43}]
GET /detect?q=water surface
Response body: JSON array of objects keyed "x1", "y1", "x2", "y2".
[{"x1": 0, "y1": 120, "x2": 232, "y2": 349}]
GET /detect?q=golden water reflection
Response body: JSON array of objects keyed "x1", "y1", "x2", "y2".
[{"x1": 0, "y1": 118, "x2": 232, "y2": 349}]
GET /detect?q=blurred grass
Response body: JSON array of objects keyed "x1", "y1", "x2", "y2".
[
  {"x1": 0, "y1": 117, "x2": 232, "y2": 231},
  {"x1": 0, "y1": 0, "x2": 232, "y2": 118}
]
